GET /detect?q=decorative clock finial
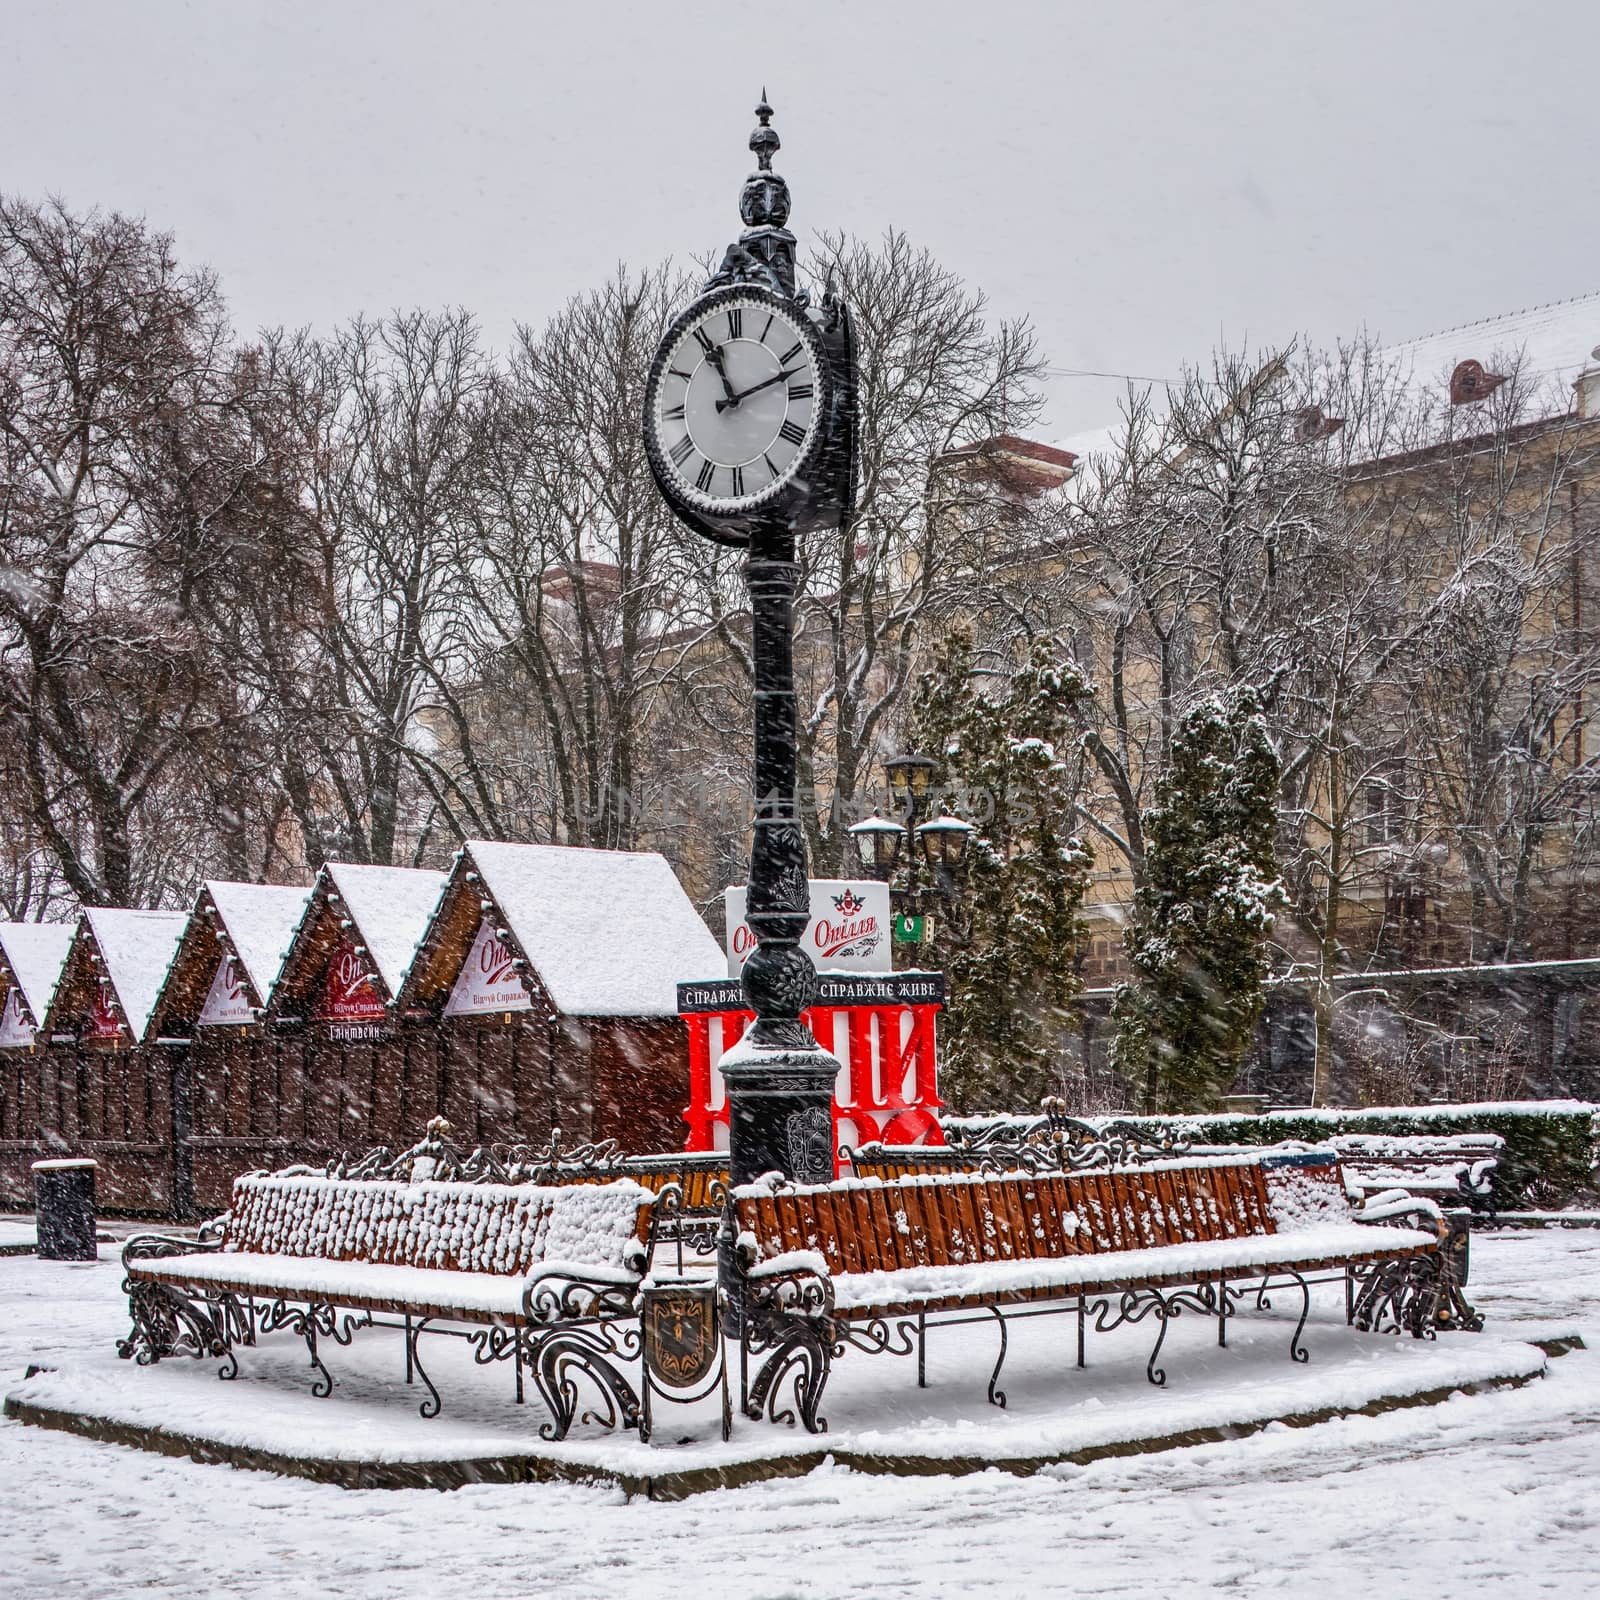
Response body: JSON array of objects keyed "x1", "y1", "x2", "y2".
[{"x1": 750, "y1": 90, "x2": 780, "y2": 172}]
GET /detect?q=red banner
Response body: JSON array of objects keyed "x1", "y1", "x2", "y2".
[
  {"x1": 87, "y1": 980, "x2": 123, "y2": 1042},
  {"x1": 316, "y1": 939, "x2": 385, "y2": 1026}
]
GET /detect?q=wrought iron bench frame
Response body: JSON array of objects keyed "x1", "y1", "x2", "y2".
[
  {"x1": 116, "y1": 1120, "x2": 655, "y2": 1440},
  {"x1": 733, "y1": 1130, "x2": 1472, "y2": 1435}
]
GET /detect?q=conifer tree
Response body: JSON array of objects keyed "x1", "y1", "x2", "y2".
[
  {"x1": 909, "y1": 629, "x2": 1093, "y2": 1112},
  {"x1": 1111, "y1": 689, "x2": 1283, "y2": 1113}
]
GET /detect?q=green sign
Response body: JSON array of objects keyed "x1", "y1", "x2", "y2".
[{"x1": 892, "y1": 913, "x2": 929, "y2": 945}]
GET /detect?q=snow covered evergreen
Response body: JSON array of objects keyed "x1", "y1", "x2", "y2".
[{"x1": 1112, "y1": 688, "x2": 1283, "y2": 1113}]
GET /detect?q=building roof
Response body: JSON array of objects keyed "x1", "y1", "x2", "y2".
[
  {"x1": 1379, "y1": 291, "x2": 1600, "y2": 416},
  {"x1": 201, "y1": 881, "x2": 315, "y2": 1005},
  {"x1": 81, "y1": 908, "x2": 190, "y2": 1040},
  {"x1": 321, "y1": 863, "x2": 449, "y2": 999},
  {"x1": 0, "y1": 921, "x2": 78, "y2": 1027},
  {"x1": 462, "y1": 840, "x2": 725, "y2": 1017}
]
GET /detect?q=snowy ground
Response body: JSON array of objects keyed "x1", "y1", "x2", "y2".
[
  {"x1": 2, "y1": 1231, "x2": 1599, "y2": 1597},
  {"x1": 0, "y1": 1219, "x2": 35, "y2": 1250}
]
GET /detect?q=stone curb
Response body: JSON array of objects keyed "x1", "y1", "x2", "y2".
[{"x1": 4, "y1": 1360, "x2": 1553, "y2": 1501}]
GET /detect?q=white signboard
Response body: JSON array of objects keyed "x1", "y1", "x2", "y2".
[
  {"x1": 0, "y1": 988, "x2": 35, "y2": 1048},
  {"x1": 444, "y1": 918, "x2": 533, "y2": 1017},
  {"x1": 724, "y1": 879, "x2": 892, "y2": 977},
  {"x1": 197, "y1": 954, "x2": 254, "y2": 1026}
]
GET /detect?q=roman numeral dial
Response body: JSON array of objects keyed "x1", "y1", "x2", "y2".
[{"x1": 649, "y1": 290, "x2": 824, "y2": 508}]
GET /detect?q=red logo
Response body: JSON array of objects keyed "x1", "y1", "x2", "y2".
[
  {"x1": 316, "y1": 939, "x2": 385, "y2": 1023},
  {"x1": 832, "y1": 889, "x2": 866, "y2": 917}
]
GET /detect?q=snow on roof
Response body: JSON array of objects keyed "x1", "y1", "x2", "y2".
[
  {"x1": 0, "y1": 921, "x2": 78, "y2": 1026},
  {"x1": 203, "y1": 881, "x2": 315, "y2": 1004},
  {"x1": 465, "y1": 841, "x2": 724, "y2": 1017},
  {"x1": 1379, "y1": 290, "x2": 1600, "y2": 416},
  {"x1": 323, "y1": 863, "x2": 448, "y2": 998},
  {"x1": 83, "y1": 908, "x2": 190, "y2": 1039},
  {"x1": 1049, "y1": 423, "x2": 1124, "y2": 464}
]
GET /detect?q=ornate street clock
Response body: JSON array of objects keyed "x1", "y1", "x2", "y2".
[
  {"x1": 643, "y1": 94, "x2": 854, "y2": 1195},
  {"x1": 643, "y1": 96, "x2": 855, "y2": 546}
]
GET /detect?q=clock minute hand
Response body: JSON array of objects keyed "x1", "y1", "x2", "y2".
[{"x1": 716, "y1": 368, "x2": 801, "y2": 413}]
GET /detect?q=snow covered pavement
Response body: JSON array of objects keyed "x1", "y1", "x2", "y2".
[{"x1": 3, "y1": 1231, "x2": 1599, "y2": 1597}]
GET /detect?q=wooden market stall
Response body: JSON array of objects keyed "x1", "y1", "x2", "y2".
[
  {"x1": 4, "y1": 908, "x2": 189, "y2": 1211},
  {"x1": 145, "y1": 880, "x2": 314, "y2": 1215},
  {"x1": 0, "y1": 919, "x2": 79, "y2": 1204},
  {"x1": 398, "y1": 840, "x2": 726, "y2": 1153}
]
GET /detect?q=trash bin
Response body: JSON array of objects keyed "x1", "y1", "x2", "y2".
[{"x1": 31, "y1": 1158, "x2": 98, "y2": 1261}]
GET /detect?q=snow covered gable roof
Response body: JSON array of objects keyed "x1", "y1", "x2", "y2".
[
  {"x1": 401, "y1": 841, "x2": 724, "y2": 1018},
  {"x1": 324, "y1": 864, "x2": 449, "y2": 998},
  {"x1": 203, "y1": 881, "x2": 314, "y2": 1003},
  {"x1": 147, "y1": 880, "x2": 316, "y2": 1035},
  {"x1": 60, "y1": 908, "x2": 190, "y2": 1042},
  {"x1": 0, "y1": 921, "x2": 78, "y2": 1028},
  {"x1": 268, "y1": 861, "x2": 449, "y2": 1019}
]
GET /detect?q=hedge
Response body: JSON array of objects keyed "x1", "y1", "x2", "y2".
[{"x1": 946, "y1": 1101, "x2": 1599, "y2": 1211}]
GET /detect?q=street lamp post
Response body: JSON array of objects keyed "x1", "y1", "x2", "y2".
[{"x1": 849, "y1": 753, "x2": 974, "y2": 956}]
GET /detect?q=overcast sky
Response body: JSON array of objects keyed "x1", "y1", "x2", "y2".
[{"x1": 4, "y1": 1, "x2": 1596, "y2": 437}]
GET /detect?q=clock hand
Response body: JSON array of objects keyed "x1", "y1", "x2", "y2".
[
  {"x1": 716, "y1": 368, "x2": 801, "y2": 413},
  {"x1": 701, "y1": 341, "x2": 740, "y2": 405}
]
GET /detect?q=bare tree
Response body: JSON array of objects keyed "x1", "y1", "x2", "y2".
[
  {"x1": 441, "y1": 266, "x2": 703, "y2": 854},
  {"x1": 0, "y1": 196, "x2": 302, "y2": 905}
]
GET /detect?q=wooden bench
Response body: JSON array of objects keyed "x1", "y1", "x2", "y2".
[
  {"x1": 117, "y1": 1158, "x2": 657, "y2": 1441},
  {"x1": 1325, "y1": 1134, "x2": 1502, "y2": 1216},
  {"x1": 728, "y1": 1151, "x2": 1466, "y2": 1432}
]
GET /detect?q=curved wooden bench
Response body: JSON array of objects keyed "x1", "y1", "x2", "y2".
[{"x1": 730, "y1": 1152, "x2": 1462, "y2": 1432}]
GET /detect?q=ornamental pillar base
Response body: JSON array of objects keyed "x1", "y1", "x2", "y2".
[{"x1": 721, "y1": 1048, "x2": 840, "y2": 1187}]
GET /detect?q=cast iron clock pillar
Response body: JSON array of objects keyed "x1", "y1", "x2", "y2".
[
  {"x1": 728, "y1": 508, "x2": 837, "y2": 1186},
  {"x1": 642, "y1": 95, "x2": 856, "y2": 1188}
]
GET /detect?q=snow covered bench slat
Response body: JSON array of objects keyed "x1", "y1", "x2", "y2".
[{"x1": 730, "y1": 1156, "x2": 1460, "y2": 1433}]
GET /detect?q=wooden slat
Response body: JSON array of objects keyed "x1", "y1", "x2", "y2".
[
  {"x1": 895, "y1": 1184, "x2": 934, "y2": 1269},
  {"x1": 1242, "y1": 1163, "x2": 1274, "y2": 1234},
  {"x1": 823, "y1": 1190, "x2": 861, "y2": 1276},
  {"x1": 754, "y1": 1194, "x2": 784, "y2": 1256},
  {"x1": 1217, "y1": 1165, "x2": 1251, "y2": 1239},
  {"x1": 848, "y1": 1184, "x2": 884, "y2": 1273},
  {"x1": 1009, "y1": 1176, "x2": 1044, "y2": 1259},
  {"x1": 1151, "y1": 1166, "x2": 1185, "y2": 1247},
  {"x1": 915, "y1": 1179, "x2": 950, "y2": 1266},
  {"x1": 1041, "y1": 1177, "x2": 1072, "y2": 1255},
  {"x1": 772, "y1": 1189, "x2": 806, "y2": 1253},
  {"x1": 944, "y1": 1177, "x2": 983, "y2": 1264},
  {"x1": 863, "y1": 1184, "x2": 907, "y2": 1271},
  {"x1": 977, "y1": 1178, "x2": 1013, "y2": 1261}
]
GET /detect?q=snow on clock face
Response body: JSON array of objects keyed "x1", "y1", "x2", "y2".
[{"x1": 646, "y1": 286, "x2": 826, "y2": 516}]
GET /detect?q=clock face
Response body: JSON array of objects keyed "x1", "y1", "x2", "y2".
[{"x1": 648, "y1": 289, "x2": 824, "y2": 514}]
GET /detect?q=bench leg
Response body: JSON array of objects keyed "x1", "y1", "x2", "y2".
[
  {"x1": 1286, "y1": 1271, "x2": 1311, "y2": 1366},
  {"x1": 1217, "y1": 1277, "x2": 1229, "y2": 1349},
  {"x1": 917, "y1": 1311, "x2": 927, "y2": 1388},
  {"x1": 744, "y1": 1318, "x2": 831, "y2": 1434},
  {"x1": 1077, "y1": 1298, "x2": 1086, "y2": 1369},
  {"x1": 305, "y1": 1312, "x2": 334, "y2": 1398},
  {"x1": 406, "y1": 1317, "x2": 442, "y2": 1419},
  {"x1": 986, "y1": 1307, "x2": 1008, "y2": 1409},
  {"x1": 1146, "y1": 1293, "x2": 1172, "y2": 1387},
  {"x1": 527, "y1": 1322, "x2": 642, "y2": 1442},
  {"x1": 117, "y1": 1279, "x2": 232, "y2": 1367}
]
